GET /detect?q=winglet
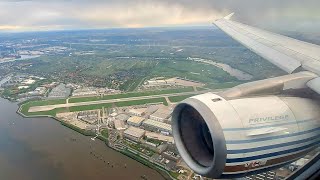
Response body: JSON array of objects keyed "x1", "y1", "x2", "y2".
[{"x1": 224, "y1": 13, "x2": 234, "y2": 20}]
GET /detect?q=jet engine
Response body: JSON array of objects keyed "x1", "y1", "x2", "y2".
[{"x1": 172, "y1": 92, "x2": 320, "y2": 178}]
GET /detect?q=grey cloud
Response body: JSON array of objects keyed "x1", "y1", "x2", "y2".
[
  {"x1": 0, "y1": 0, "x2": 319, "y2": 31},
  {"x1": 157, "y1": 0, "x2": 320, "y2": 29}
]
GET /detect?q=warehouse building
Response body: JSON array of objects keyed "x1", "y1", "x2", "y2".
[
  {"x1": 114, "y1": 119, "x2": 126, "y2": 131},
  {"x1": 145, "y1": 131, "x2": 174, "y2": 143},
  {"x1": 116, "y1": 114, "x2": 130, "y2": 121},
  {"x1": 143, "y1": 119, "x2": 172, "y2": 134},
  {"x1": 77, "y1": 110, "x2": 99, "y2": 124},
  {"x1": 149, "y1": 106, "x2": 172, "y2": 122},
  {"x1": 146, "y1": 105, "x2": 159, "y2": 114},
  {"x1": 127, "y1": 116, "x2": 145, "y2": 126},
  {"x1": 124, "y1": 126, "x2": 146, "y2": 142},
  {"x1": 128, "y1": 108, "x2": 146, "y2": 116}
]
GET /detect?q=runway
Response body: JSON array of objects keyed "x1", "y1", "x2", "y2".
[{"x1": 28, "y1": 90, "x2": 217, "y2": 113}]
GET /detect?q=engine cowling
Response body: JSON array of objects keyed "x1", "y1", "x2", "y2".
[{"x1": 172, "y1": 93, "x2": 320, "y2": 178}]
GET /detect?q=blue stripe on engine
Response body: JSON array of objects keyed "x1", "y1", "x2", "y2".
[
  {"x1": 226, "y1": 127, "x2": 320, "y2": 144},
  {"x1": 227, "y1": 135, "x2": 320, "y2": 154},
  {"x1": 226, "y1": 141, "x2": 319, "y2": 163},
  {"x1": 223, "y1": 119, "x2": 315, "y2": 131}
]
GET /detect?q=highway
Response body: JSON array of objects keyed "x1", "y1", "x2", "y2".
[{"x1": 28, "y1": 89, "x2": 218, "y2": 113}]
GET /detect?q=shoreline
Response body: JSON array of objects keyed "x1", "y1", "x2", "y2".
[{"x1": 16, "y1": 103, "x2": 176, "y2": 180}]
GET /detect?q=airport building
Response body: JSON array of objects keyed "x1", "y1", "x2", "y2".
[
  {"x1": 48, "y1": 83, "x2": 71, "y2": 99},
  {"x1": 77, "y1": 110, "x2": 99, "y2": 124},
  {"x1": 145, "y1": 77, "x2": 204, "y2": 87},
  {"x1": 142, "y1": 119, "x2": 172, "y2": 134},
  {"x1": 149, "y1": 106, "x2": 172, "y2": 122},
  {"x1": 127, "y1": 116, "x2": 145, "y2": 126},
  {"x1": 145, "y1": 131, "x2": 174, "y2": 143},
  {"x1": 72, "y1": 87, "x2": 97, "y2": 97},
  {"x1": 114, "y1": 119, "x2": 126, "y2": 131},
  {"x1": 128, "y1": 108, "x2": 146, "y2": 116},
  {"x1": 146, "y1": 80, "x2": 167, "y2": 85},
  {"x1": 124, "y1": 126, "x2": 146, "y2": 142},
  {"x1": 116, "y1": 114, "x2": 130, "y2": 121},
  {"x1": 146, "y1": 105, "x2": 159, "y2": 114}
]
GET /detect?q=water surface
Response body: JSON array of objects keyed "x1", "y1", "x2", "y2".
[
  {"x1": 0, "y1": 98, "x2": 164, "y2": 180},
  {"x1": 191, "y1": 58, "x2": 253, "y2": 80}
]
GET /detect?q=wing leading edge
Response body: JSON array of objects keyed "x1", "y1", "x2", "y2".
[{"x1": 213, "y1": 14, "x2": 320, "y2": 75}]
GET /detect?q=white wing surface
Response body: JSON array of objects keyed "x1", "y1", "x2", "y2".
[{"x1": 214, "y1": 14, "x2": 320, "y2": 75}]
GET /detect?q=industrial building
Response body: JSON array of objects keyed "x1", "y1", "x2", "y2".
[
  {"x1": 146, "y1": 105, "x2": 159, "y2": 114},
  {"x1": 116, "y1": 114, "x2": 130, "y2": 121},
  {"x1": 128, "y1": 108, "x2": 146, "y2": 116},
  {"x1": 124, "y1": 126, "x2": 146, "y2": 142},
  {"x1": 72, "y1": 87, "x2": 97, "y2": 96},
  {"x1": 146, "y1": 79, "x2": 167, "y2": 86},
  {"x1": 163, "y1": 151, "x2": 181, "y2": 162},
  {"x1": 127, "y1": 116, "x2": 145, "y2": 126},
  {"x1": 142, "y1": 119, "x2": 172, "y2": 134},
  {"x1": 145, "y1": 131, "x2": 174, "y2": 143},
  {"x1": 114, "y1": 120, "x2": 126, "y2": 131},
  {"x1": 48, "y1": 83, "x2": 71, "y2": 99},
  {"x1": 77, "y1": 110, "x2": 99, "y2": 124},
  {"x1": 144, "y1": 77, "x2": 204, "y2": 87},
  {"x1": 149, "y1": 106, "x2": 172, "y2": 122}
]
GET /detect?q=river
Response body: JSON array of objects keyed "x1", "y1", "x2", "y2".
[
  {"x1": 0, "y1": 98, "x2": 164, "y2": 180},
  {"x1": 190, "y1": 58, "x2": 253, "y2": 81},
  {"x1": 0, "y1": 55, "x2": 40, "y2": 64}
]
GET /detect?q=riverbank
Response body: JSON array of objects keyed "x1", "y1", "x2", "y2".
[
  {"x1": 0, "y1": 97, "x2": 164, "y2": 179},
  {"x1": 16, "y1": 104, "x2": 177, "y2": 180}
]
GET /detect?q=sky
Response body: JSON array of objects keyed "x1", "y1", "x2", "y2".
[{"x1": 0, "y1": 0, "x2": 319, "y2": 32}]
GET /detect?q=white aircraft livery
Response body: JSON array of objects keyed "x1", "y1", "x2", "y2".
[{"x1": 172, "y1": 14, "x2": 320, "y2": 179}]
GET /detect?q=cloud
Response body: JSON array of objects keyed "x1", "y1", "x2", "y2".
[
  {"x1": 0, "y1": 25, "x2": 23, "y2": 30},
  {"x1": 0, "y1": 0, "x2": 319, "y2": 31}
]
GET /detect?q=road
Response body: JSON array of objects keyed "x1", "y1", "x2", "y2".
[
  {"x1": 0, "y1": 75, "x2": 12, "y2": 87},
  {"x1": 28, "y1": 89, "x2": 220, "y2": 113}
]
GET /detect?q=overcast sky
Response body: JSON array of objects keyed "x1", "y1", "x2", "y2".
[{"x1": 0, "y1": 0, "x2": 319, "y2": 32}]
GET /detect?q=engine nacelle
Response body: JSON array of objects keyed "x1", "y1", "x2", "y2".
[{"x1": 172, "y1": 93, "x2": 320, "y2": 178}]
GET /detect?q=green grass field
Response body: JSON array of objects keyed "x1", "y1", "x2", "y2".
[
  {"x1": 19, "y1": 99, "x2": 67, "y2": 116},
  {"x1": 17, "y1": 79, "x2": 239, "y2": 117},
  {"x1": 115, "y1": 97, "x2": 167, "y2": 107},
  {"x1": 20, "y1": 97, "x2": 167, "y2": 117},
  {"x1": 19, "y1": 99, "x2": 68, "y2": 117},
  {"x1": 148, "y1": 58, "x2": 239, "y2": 84},
  {"x1": 20, "y1": 87, "x2": 194, "y2": 116},
  {"x1": 21, "y1": 107, "x2": 68, "y2": 117},
  {"x1": 101, "y1": 129, "x2": 109, "y2": 138},
  {"x1": 204, "y1": 82, "x2": 242, "y2": 90},
  {"x1": 69, "y1": 87, "x2": 194, "y2": 103},
  {"x1": 68, "y1": 103, "x2": 112, "y2": 112},
  {"x1": 168, "y1": 94, "x2": 194, "y2": 102},
  {"x1": 25, "y1": 98, "x2": 66, "y2": 106}
]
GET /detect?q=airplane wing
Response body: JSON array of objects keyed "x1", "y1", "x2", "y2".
[
  {"x1": 173, "y1": 14, "x2": 320, "y2": 179},
  {"x1": 214, "y1": 14, "x2": 320, "y2": 75},
  {"x1": 213, "y1": 13, "x2": 320, "y2": 93}
]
